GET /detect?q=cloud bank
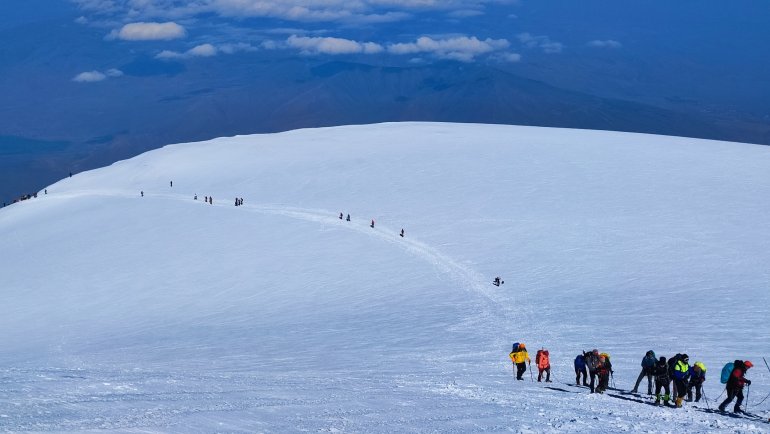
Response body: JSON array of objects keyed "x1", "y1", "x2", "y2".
[
  {"x1": 74, "y1": 0, "x2": 505, "y2": 24},
  {"x1": 287, "y1": 35, "x2": 384, "y2": 55},
  {"x1": 73, "y1": 68, "x2": 124, "y2": 82},
  {"x1": 108, "y1": 22, "x2": 187, "y2": 41},
  {"x1": 388, "y1": 36, "x2": 510, "y2": 62}
]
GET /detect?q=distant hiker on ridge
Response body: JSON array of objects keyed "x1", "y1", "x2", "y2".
[
  {"x1": 584, "y1": 349, "x2": 600, "y2": 393},
  {"x1": 672, "y1": 354, "x2": 690, "y2": 407},
  {"x1": 654, "y1": 356, "x2": 672, "y2": 406},
  {"x1": 596, "y1": 353, "x2": 612, "y2": 394},
  {"x1": 339, "y1": 212, "x2": 343, "y2": 219},
  {"x1": 574, "y1": 353, "x2": 588, "y2": 386},
  {"x1": 400, "y1": 228, "x2": 404, "y2": 237},
  {"x1": 141, "y1": 191, "x2": 144, "y2": 197},
  {"x1": 346, "y1": 214, "x2": 350, "y2": 221},
  {"x1": 536, "y1": 348, "x2": 551, "y2": 382},
  {"x1": 170, "y1": 181, "x2": 173, "y2": 187},
  {"x1": 719, "y1": 360, "x2": 752, "y2": 413},
  {"x1": 509, "y1": 343, "x2": 530, "y2": 381},
  {"x1": 687, "y1": 361, "x2": 706, "y2": 402},
  {"x1": 631, "y1": 350, "x2": 657, "y2": 395},
  {"x1": 371, "y1": 219, "x2": 375, "y2": 228}
]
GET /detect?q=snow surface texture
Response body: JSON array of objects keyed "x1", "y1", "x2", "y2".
[{"x1": 1, "y1": 122, "x2": 769, "y2": 432}]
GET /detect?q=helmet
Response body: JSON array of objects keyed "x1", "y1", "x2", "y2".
[
  {"x1": 520, "y1": 343, "x2": 526, "y2": 349},
  {"x1": 744, "y1": 361, "x2": 753, "y2": 368},
  {"x1": 682, "y1": 354, "x2": 689, "y2": 361}
]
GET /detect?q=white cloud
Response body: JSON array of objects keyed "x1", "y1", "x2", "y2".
[
  {"x1": 156, "y1": 49, "x2": 184, "y2": 59},
  {"x1": 75, "y1": 16, "x2": 89, "y2": 24},
  {"x1": 287, "y1": 35, "x2": 384, "y2": 55},
  {"x1": 72, "y1": 68, "x2": 124, "y2": 82},
  {"x1": 587, "y1": 39, "x2": 622, "y2": 49},
  {"x1": 517, "y1": 32, "x2": 563, "y2": 54},
  {"x1": 73, "y1": 71, "x2": 107, "y2": 82},
  {"x1": 108, "y1": 22, "x2": 186, "y2": 41},
  {"x1": 156, "y1": 42, "x2": 259, "y2": 60},
  {"x1": 188, "y1": 43, "x2": 218, "y2": 57},
  {"x1": 388, "y1": 36, "x2": 509, "y2": 62}
]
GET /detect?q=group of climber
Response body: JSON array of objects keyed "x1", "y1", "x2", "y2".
[
  {"x1": 511, "y1": 345, "x2": 757, "y2": 415},
  {"x1": 574, "y1": 349, "x2": 613, "y2": 393},
  {"x1": 631, "y1": 352, "x2": 704, "y2": 407},
  {"x1": 340, "y1": 213, "x2": 405, "y2": 237},
  {"x1": 508, "y1": 343, "x2": 552, "y2": 382}
]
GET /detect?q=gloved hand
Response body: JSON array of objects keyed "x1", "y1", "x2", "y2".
[{"x1": 746, "y1": 379, "x2": 752, "y2": 385}]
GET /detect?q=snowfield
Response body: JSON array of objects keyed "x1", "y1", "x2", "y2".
[{"x1": 1, "y1": 122, "x2": 769, "y2": 432}]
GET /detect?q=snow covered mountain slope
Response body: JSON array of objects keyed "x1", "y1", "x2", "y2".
[{"x1": 1, "y1": 122, "x2": 769, "y2": 432}]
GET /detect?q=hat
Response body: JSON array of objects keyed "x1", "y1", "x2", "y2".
[
  {"x1": 682, "y1": 354, "x2": 689, "y2": 361},
  {"x1": 744, "y1": 360, "x2": 753, "y2": 368}
]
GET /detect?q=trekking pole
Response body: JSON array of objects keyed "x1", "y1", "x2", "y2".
[
  {"x1": 746, "y1": 384, "x2": 750, "y2": 409},
  {"x1": 529, "y1": 362, "x2": 534, "y2": 382},
  {"x1": 611, "y1": 372, "x2": 616, "y2": 389},
  {"x1": 702, "y1": 386, "x2": 711, "y2": 410},
  {"x1": 715, "y1": 388, "x2": 725, "y2": 401},
  {"x1": 764, "y1": 357, "x2": 770, "y2": 374}
]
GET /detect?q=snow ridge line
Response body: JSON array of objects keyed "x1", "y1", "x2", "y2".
[
  {"x1": 246, "y1": 204, "x2": 514, "y2": 322},
  {"x1": 43, "y1": 190, "x2": 517, "y2": 332}
]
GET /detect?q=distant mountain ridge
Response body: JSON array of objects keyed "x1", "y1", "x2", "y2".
[{"x1": 1, "y1": 59, "x2": 768, "y2": 204}]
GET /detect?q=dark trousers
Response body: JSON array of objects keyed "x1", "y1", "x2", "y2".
[
  {"x1": 516, "y1": 363, "x2": 527, "y2": 380},
  {"x1": 589, "y1": 371, "x2": 598, "y2": 393},
  {"x1": 674, "y1": 378, "x2": 688, "y2": 399},
  {"x1": 597, "y1": 372, "x2": 610, "y2": 392},
  {"x1": 575, "y1": 368, "x2": 588, "y2": 385},
  {"x1": 655, "y1": 379, "x2": 671, "y2": 402},
  {"x1": 687, "y1": 382, "x2": 702, "y2": 402},
  {"x1": 538, "y1": 367, "x2": 551, "y2": 382},
  {"x1": 720, "y1": 387, "x2": 745, "y2": 412},
  {"x1": 633, "y1": 369, "x2": 653, "y2": 394}
]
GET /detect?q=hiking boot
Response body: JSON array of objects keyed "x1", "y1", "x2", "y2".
[
  {"x1": 734, "y1": 407, "x2": 744, "y2": 414},
  {"x1": 546, "y1": 380, "x2": 552, "y2": 383},
  {"x1": 655, "y1": 399, "x2": 661, "y2": 405},
  {"x1": 631, "y1": 389, "x2": 638, "y2": 394},
  {"x1": 675, "y1": 397, "x2": 683, "y2": 408},
  {"x1": 718, "y1": 405, "x2": 726, "y2": 412}
]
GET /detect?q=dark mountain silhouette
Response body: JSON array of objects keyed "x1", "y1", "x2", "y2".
[{"x1": 1, "y1": 59, "x2": 768, "y2": 204}]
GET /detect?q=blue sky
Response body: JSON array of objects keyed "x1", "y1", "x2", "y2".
[{"x1": 1, "y1": 0, "x2": 770, "y2": 203}]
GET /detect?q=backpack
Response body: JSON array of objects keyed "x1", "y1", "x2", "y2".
[
  {"x1": 585, "y1": 352, "x2": 599, "y2": 371},
  {"x1": 535, "y1": 350, "x2": 543, "y2": 365},
  {"x1": 512, "y1": 342, "x2": 520, "y2": 353},
  {"x1": 720, "y1": 362, "x2": 735, "y2": 384}
]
